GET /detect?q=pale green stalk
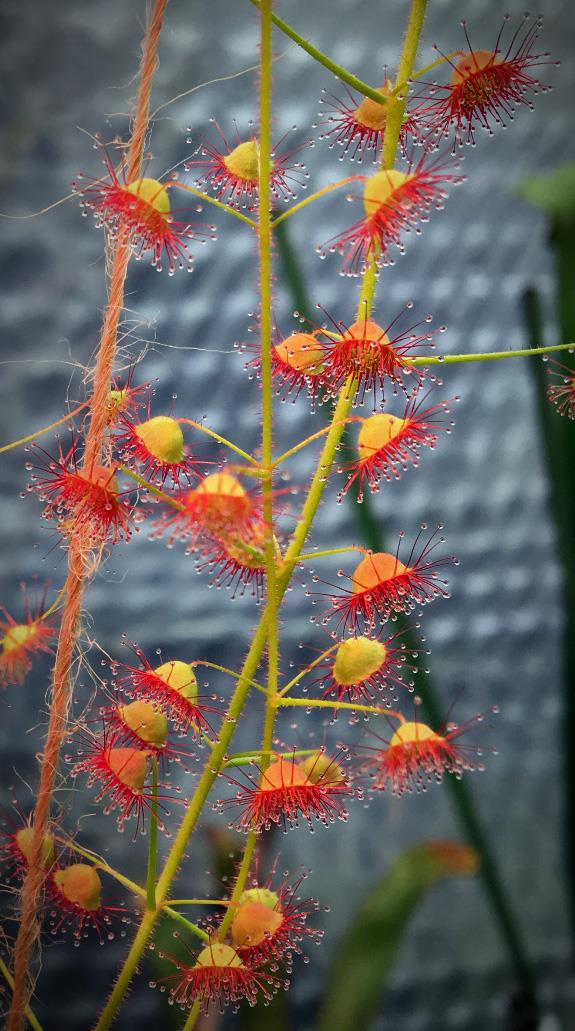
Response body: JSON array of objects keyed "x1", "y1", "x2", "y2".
[
  {"x1": 0, "y1": 958, "x2": 43, "y2": 1031},
  {"x1": 146, "y1": 756, "x2": 158, "y2": 911},
  {"x1": 382, "y1": 0, "x2": 427, "y2": 169},
  {"x1": 249, "y1": 0, "x2": 389, "y2": 107},
  {"x1": 410, "y1": 341, "x2": 575, "y2": 366}
]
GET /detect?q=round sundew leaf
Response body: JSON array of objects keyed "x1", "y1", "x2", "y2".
[
  {"x1": 15, "y1": 827, "x2": 56, "y2": 869},
  {"x1": 134, "y1": 416, "x2": 184, "y2": 464},
  {"x1": 119, "y1": 699, "x2": 168, "y2": 747},
  {"x1": 231, "y1": 901, "x2": 283, "y2": 947},
  {"x1": 125, "y1": 177, "x2": 170, "y2": 215},
  {"x1": 223, "y1": 140, "x2": 260, "y2": 182},
  {"x1": 53, "y1": 864, "x2": 102, "y2": 911},
  {"x1": 154, "y1": 660, "x2": 198, "y2": 702},
  {"x1": 298, "y1": 750, "x2": 345, "y2": 785},
  {"x1": 333, "y1": 636, "x2": 387, "y2": 686},
  {"x1": 363, "y1": 170, "x2": 410, "y2": 217}
]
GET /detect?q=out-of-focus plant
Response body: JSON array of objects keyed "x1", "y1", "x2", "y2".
[
  {"x1": 0, "y1": 3, "x2": 570, "y2": 1030},
  {"x1": 318, "y1": 842, "x2": 478, "y2": 1031},
  {"x1": 520, "y1": 164, "x2": 575, "y2": 960}
]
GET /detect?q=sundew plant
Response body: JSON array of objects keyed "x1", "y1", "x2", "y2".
[{"x1": 1, "y1": 1, "x2": 572, "y2": 1028}]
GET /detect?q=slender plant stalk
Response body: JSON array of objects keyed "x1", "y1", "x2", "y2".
[
  {"x1": 0, "y1": 404, "x2": 88, "y2": 454},
  {"x1": 249, "y1": 0, "x2": 390, "y2": 107},
  {"x1": 382, "y1": 0, "x2": 427, "y2": 170},
  {"x1": 410, "y1": 341, "x2": 575, "y2": 366},
  {"x1": 0, "y1": 957, "x2": 43, "y2": 1031},
  {"x1": 146, "y1": 756, "x2": 159, "y2": 911},
  {"x1": 7, "y1": 4, "x2": 170, "y2": 1027}
]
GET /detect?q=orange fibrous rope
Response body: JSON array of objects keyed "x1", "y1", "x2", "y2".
[{"x1": 8, "y1": 2, "x2": 170, "y2": 1027}]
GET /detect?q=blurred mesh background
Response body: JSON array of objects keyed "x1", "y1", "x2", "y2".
[{"x1": 1, "y1": 0, "x2": 574, "y2": 1028}]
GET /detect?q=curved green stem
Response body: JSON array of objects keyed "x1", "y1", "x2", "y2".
[
  {"x1": 271, "y1": 420, "x2": 351, "y2": 468},
  {"x1": 162, "y1": 909, "x2": 209, "y2": 942},
  {"x1": 146, "y1": 756, "x2": 158, "y2": 911},
  {"x1": 165, "y1": 899, "x2": 229, "y2": 907},
  {"x1": 296, "y1": 545, "x2": 365, "y2": 563},
  {"x1": 0, "y1": 957, "x2": 43, "y2": 1031},
  {"x1": 271, "y1": 177, "x2": 364, "y2": 229},
  {"x1": 382, "y1": 0, "x2": 427, "y2": 169},
  {"x1": 191, "y1": 660, "x2": 268, "y2": 695},
  {"x1": 277, "y1": 643, "x2": 339, "y2": 698},
  {"x1": 117, "y1": 464, "x2": 183, "y2": 508},
  {"x1": 210, "y1": 0, "x2": 279, "y2": 961},
  {"x1": 410, "y1": 341, "x2": 575, "y2": 366},
  {"x1": 392, "y1": 50, "x2": 463, "y2": 95},
  {"x1": 277, "y1": 697, "x2": 404, "y2": 720},
  {"x1": 0, "y1": 403, "x2": 87, "y2": 455},
  {"x1": 249, "y1": 0, "x2": 390, "y2": 107},
  {"x1": 178, "y1": 417, "x2": 258, "y2": 465},
  {"x1": 223, "y1": 747, "x2": 319, "y2": 768},
  {"x1": 174, "y1": 181, "x2": 257, "y2": 228}
]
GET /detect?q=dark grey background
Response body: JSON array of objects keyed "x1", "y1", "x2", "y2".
[{"x1": 0, "y1": 0, "x2": 573, "y2": 1027}]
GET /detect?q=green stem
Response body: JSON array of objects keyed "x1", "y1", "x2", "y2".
[
  {"x1": 165, "y1": 899, "x2": 229, "y2": 907},
  {"x1": 272, "y1": 420, "x2": 352, "y2": 469},
  {"x1": 178, "y1": 417, "x2": 259, "y2": 465},
  {"x1": 175, "y1": 181, "x2": 257, "y2": 228},
  {"x1": 117, "y1": 464, "x2": 183, "y2": 508},
  {"x1": 271, "y1": 177, "x2": 363, "y2": 229},
  {"x1": 183, "y1": 1001, "x2": 202, "y2": 1031},
  {"x1": 410, "y1": 341, "x2": 575, "y2": 366},
  {"x1": 382, "y1": 0, "x2": 427, "y2": 169},
  {"x1": 277, "y1": 644, "x2": 339, "y2": 697},
  {"x1": 0, "y1": 403, "x2": 87, "y2": 455},
  {"x1": 192, "y1": 660, "x2": 268, "y2": 696},
  {"x1": 249, "y1": 0, "x2": 390, "y2": 107},
  {"x1": 296, "y1": 546, "x2": 365, "y2": 563},
  {"x1": 0, "y1": 957, "x2": 44, "y2": 1031},
  {"x1": 277, "y1": 697, "x2": 403, "y2": 719},
  {"x1": 206, "y1": 0, "x2": 279, "y2": 964},
  {"x1": 146, "y1": 756, "x2": 158, "y2": 911},
  {"x1": 162, "y1": 908, "x2": 209, "y2": 942},
  {"x1": 223, "y1": 747, "x2": 319, "y2": 768},
  {"x1": 394, "y1": 50, "x2": 463, "y2": 92}
]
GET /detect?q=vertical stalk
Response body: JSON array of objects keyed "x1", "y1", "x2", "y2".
[
  {"x1": 257, "y1": 0, "x2": 280, "y2": 782},
  {"x1": 197, "y1": 0, "x2": 278, "y2": 971},
  {"x1": 146, "y1": 756, "x2": 159, "y2": 911},
  {"x1": 8, "y1": 4, "x2": 169, "y2": 1027},
  {"x1": 381, "y1": 0, "x2": 427, "y2": 170}
]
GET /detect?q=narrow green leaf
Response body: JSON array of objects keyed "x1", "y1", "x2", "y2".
[
  {"x1": 518, "y1": 163, "x2": 575, "y2": 220},
  {"x1": 317, "y1": 842, "x2": 477, "y2": 1031}
]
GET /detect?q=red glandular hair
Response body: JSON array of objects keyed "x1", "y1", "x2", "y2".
[
  {"x1": 411, "y1": 15, "x2": 553, "y2": 148},
  {"x1": 341, "y1": 388, "x2": 454, "y2": 499},
  {"x1": 319, "y1": 528, "x2": 455, "y2": 633},
  {"x1": 318, "y1": 307, "x2": 436, "y2": 408},
  {"x1": 73, "y1": 149, "x2": 209, "y2": 273},
  {"x1": 186, "y1": 122, "x2": 308, "y2": 211},
  {"x1": 359, "y1": 709, "x2": 493, "y2": 795},
  {"x1": 160, "y1": 941, "x2": 280, "y2": 1012},
  {"x1": 223, "y1": 756, "x2": 352, "y2": 832},
  {"x1": 319, "y1": 156, "x2": 463, "y2": 276},
  {"x1": 32, "y1": 443, "x2": 134, "y2": 551},
  {"x1": 0, "y1": 584, "x2": 57, "y2": 687},
  {"x1": 546, "y1": 360, "x2": 575, "y2": 420}
]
